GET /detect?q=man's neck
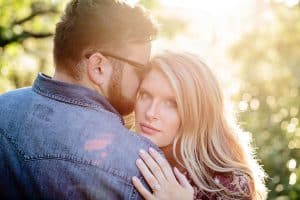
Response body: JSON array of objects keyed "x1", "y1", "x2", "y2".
[{"x1": 53, "y1": 72, "x2": 79, "y2": 85}]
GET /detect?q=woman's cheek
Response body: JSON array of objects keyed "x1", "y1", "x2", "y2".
[
  {"x1": 135, "y1": 101, "x2": 144, "y2": 124},
  {"x1": 162, "y1": 110, "x2": 180, "y2": 140}
]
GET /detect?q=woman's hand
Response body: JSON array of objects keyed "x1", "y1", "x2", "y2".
[{"x1": 132, "y1": 147, "x2": 194, "y2": 200}]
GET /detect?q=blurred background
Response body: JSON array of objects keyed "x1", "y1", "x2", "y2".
[{"x1": 0, "y1": 0, "x2": 299, "y2": 199}]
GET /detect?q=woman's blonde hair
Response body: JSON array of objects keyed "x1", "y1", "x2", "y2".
[{"x1": 150, "y1": 51, "x2": 267, "y2": 199}]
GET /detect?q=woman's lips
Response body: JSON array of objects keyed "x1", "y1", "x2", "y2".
[{"x1": 139, "y1": 123, "x2": 160, "y2": 135}]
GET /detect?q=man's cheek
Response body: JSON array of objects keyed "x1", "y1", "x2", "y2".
[{"x1": 123, "y1": 72, "x2": 140, "y2": 98}]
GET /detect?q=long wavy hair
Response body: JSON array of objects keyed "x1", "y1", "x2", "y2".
[{"x1": 149, "y1": 51, "x2": 267, "y2": 199}]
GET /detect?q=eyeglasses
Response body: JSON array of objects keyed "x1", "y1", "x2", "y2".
[
  {"x1": 102, "y1": 52, "x2": 149, "y2": 72},
  {"x1": 85, "y1": 51, "x2": 148, "y2": 72}
]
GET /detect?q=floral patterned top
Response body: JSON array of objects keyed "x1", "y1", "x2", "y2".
[{"x1": 183, "y1": 171, "x2": 251, "y2": 200}]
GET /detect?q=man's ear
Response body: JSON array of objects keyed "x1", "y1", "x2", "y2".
[{"x1": 86, "y1": 52, "x2": 110, "y2": 86}]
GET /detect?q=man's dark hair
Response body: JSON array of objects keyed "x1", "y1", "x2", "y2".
[{"x1": 54, "y1": 0, "x2": 158, "y2": 79}]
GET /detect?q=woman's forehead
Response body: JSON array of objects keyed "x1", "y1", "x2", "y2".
[{"x1": 140, "y1": 68, "x2": 175, "y2": 99}]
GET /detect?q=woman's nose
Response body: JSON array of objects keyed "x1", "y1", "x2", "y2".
[{"x1": 145, "y1": 101, "x2": 159, "y2": 121}]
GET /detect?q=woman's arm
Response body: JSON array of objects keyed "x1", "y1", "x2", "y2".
[{"x1": 132, "y1": 147, "x2": 194, "y2": 200}]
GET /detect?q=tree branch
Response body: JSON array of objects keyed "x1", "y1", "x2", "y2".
[
  {"x1": 12, "y1": 8, "x2": 58, "y2": 26},
  {"x1": 23, "y1": 31, "x2": 53, "y2": 38},
  {"x1": 0, "y1": 31, "x2": 53, "y2": 47}
]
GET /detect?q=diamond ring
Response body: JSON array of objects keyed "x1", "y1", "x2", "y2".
[{"x1": 152, "y1": 183, "x2": 161, "y2": 191}]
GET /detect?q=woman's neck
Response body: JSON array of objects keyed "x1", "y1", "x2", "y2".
[{"x1": 161, "y1": 145, "x2": 186, "y2": 173}]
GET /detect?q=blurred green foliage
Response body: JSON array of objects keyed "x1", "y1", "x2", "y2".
[
  {"x1": 0, "y1": 0, "x2": 299, "y2": 199},
  {"x1": 230, "y1": 2, "x2": 300, "y2": 199},
  {"x1": 0, "y1": 0, "x2": 64, "y2": 92}
]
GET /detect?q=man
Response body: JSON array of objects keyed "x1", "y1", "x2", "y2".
[{"x1": 0, "y1": 0, "x2": 160, "y2": 199}]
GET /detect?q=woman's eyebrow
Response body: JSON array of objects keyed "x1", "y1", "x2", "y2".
[{"x1": 139, "y1": 86, "x2": 175, "y2": 100}]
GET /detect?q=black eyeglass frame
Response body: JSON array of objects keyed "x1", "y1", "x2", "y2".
[{"x1": 85, "y1": 51, "x2": 148, "y2": 72}]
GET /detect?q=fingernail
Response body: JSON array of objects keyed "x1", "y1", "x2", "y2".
[
  {"x1": 149, "y1": 147, "x2": 155, "y2": 152},
  {"x1": 132, "y1": 176, "x2": 138, "y2": 181},
  {"x1": 174, "y1": 167, "x2": 179, "y2": 173},
  {"x1": 136, "y1": 159, "x2": 143, "y2": 164},
  {"x1": 139, "y1": 149, "x2": 146, "y2": 154}
]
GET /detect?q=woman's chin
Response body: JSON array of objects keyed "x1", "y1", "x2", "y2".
[
  {"x1": 140, "y1": 132, "x2": 153, "y2": 140},
  {"x1": 140, "y1": 133, "x2": 159, "y2": 146}
]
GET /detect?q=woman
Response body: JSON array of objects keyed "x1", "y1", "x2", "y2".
[{"x1": 131, "y1": 51, "x2": 267, "y2": 199}]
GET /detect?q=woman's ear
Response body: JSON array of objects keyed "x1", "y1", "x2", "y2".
[{"x1": 86, "y1": 52, "x2": 110, "y2": 86}]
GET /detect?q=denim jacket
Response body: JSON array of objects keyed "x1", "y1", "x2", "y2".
[{"x1": 0, "y1": 73, "x2": 160, "y2": 200}]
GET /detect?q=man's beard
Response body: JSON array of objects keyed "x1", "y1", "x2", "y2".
[{"x1": 107, "y1": 64, "x2": 136, "y2": 116}]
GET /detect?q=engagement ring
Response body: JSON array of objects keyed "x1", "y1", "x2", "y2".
[{"x1": 152, "y1": 183, "x2": 161, "y2": 191}]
